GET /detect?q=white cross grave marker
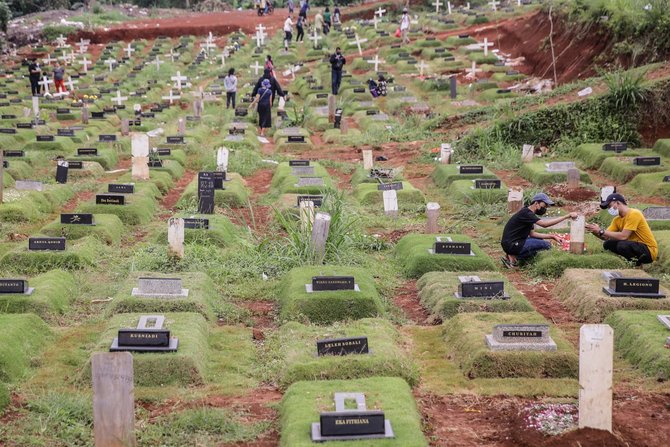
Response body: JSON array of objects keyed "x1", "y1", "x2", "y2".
[
  {"x1": 77, "y1": 39, "x2": 90, "y2": 54},
  {"x1": 433, "y1": 0, "x2": 443, "y2": 14},
  {"x1": 349, "y1": 34, "x2": 368, "y2": 56},
  {"x1": 367, "y1": 54, "x2": 385, "y2": 72},
  {"x1": 309, "y1": 27, "x2": 323, "y2": 49},
  {"x1": 465, "y1": 61, "x2": 481, "y2": 79},
  {"x1": 480, "y1": 37, "x2": 494, "y2": 56},
  {"x1": 112, "y1": 90, "x2": 128, "y2": 106},
  {"x1": 375, "y1": 7, "x2": 386, "y2": 18},
  {"x1": 65, "y1": 76, "x2": 78, "y2": 91},
  {"x1": 154, "y1": 56, "x2": 164, "y2": 71},
  {"x1": 490, "y1": 0, "x2": 501, "y2": 11},
  {"x1": 55, "y1": 35, "x2": 68, "y2": 48},
  {"x1": 105, "y1": 58, "x2": 117, "y2": 72},
  {"x1": 417, "y1": 60, "x2": 429, "y2": 77},
  {"x1": 171, "y1": 71, "x2": 187, "y2": 91},
  {"x1": 372, "y1": 16, "x2": 379, "y2": 30},
  {"x1": 249, "y1": 61, "x2": 262, "y2": 76},
  {"x1": 38, "y1": 76, "x2": 54, "y2": 94},
  {"x1": 42, "y1": 54, "x2": 56, "y2": 65},
  {"x1": 169, "y1": 49, "x2": 179, "y2": 62},
  {"x1": 161, "y1": 90, "x2": 181, "y2": 105},
  {"x1": 79, "y1": 57, "x2": 92, "y2": 72},
  {"x1": 124, "y1": 44, "x2": 135, "y2": 59},
  {"x1": 448, "y1": 1, "x2": 452, "y2": 14}
]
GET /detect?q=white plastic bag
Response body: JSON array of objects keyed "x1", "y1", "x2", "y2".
[{"x1": 278, "y1": 96, "x2": 286, "y2": 112}]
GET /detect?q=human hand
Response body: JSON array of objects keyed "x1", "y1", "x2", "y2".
[
  {"x1": 568, "y1": 212, "x2": 579, "y2": 219},
  {"x1": 585, "y1": 223, "x2": 600, "y2": 233}
]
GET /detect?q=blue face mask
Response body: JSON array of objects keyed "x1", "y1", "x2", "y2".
[{"x1": 608, "y1": 206, "x2": 619, "y2": 216}]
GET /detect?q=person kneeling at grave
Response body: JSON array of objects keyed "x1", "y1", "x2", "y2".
[
  {"x1": 501, "y1": 193, "x2": 578, "y2": 268},
  {"x1": 585, "y1": 193, "x2": 657, "y2": 266}
]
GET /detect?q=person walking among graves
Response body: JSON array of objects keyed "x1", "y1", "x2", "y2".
[
  {"x1": 284, "y1": 14, "x2": 294, "y2": 51},
  {"x1": 400, "y1": 8, "x2": 411, "y2": 45},
  {"x1": 264, "y1": 55, "x2": 275, "y2": 78},
  {"x1": 296, "y1": 14, "x2": 306, "y2": 42},
  {"x1": 299, "y1": 0, "x2": 309, "y2": 20},
  {"x1": 330, "y1": 47, "x2": 346, "y2": 95},
  {"x1": 53, "y1": 62, "x2": 66, "y2": 94},
  {"x1": 249, "y1": 78, "x2": 273, "y2": 137},
  {"x1": 586, "y1": 193, "x2": 658, "y2": 266},
  {"x1": 333, "y1": 7, "x2": 341, "y2": 27},
  {"x1": 251, "y1": 68, "x2": 285, "y2": 106},
  {"x1": 28, "y1": 58, "x2": 41, "y2": 96},
  {"x1": 287, "y1": 0, "x2": 295, "y2": 14},
  {"x1": 314, "y1": 10, "x2": 324, "y2": 35},
  {"x1": 323, "y1": 7, "x2": 331, "y2": 34},
  {"x1": 500, "y1": 193, "x2": 578, "y2": 268},
  {"x1": 224, "y1": 68, "x2": 237, "y2": 109}
]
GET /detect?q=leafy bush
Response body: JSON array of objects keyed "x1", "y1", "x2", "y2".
[{"x1": 42, "y1": 25, "x2": 78, "y2": 42}]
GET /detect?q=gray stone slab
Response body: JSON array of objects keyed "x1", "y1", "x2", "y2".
[
  {"x1": 224, "y1": 135, "x2": 244, "y2": 142},
  {"x1": 306, "y1": 284, "x2": 360, "y2": 293},
  {"x1": 492, "y1": 324, "x2": 551, "y2": 344},
  {"x1": 110, "y1": 337, "x2": 179, "y2": 352},
  {"x1": 311, "y1": 420, "x2": 394, "y2": 442},
  {"x1": 486, "y1": 332, "x2": 557, "y2": 351},
  {"x1": 658, "y1": 315, "x2": 670, "y2": 330},
  {"x1": 131, "y1": 277, "x2": 189, "y2": 298},
  {"x1": 545, "y1": 161, "x2": 576, "y2": 172},
  {"x1": 295, "y1": 177, "x2": 324, "y2": 187},
  {"x1": 643, "y1": 207, "x2": 670, "y2": 221},
  {"x1": 334, "y1": 392, "x2": 367, "y2": 412},
  {"x1": 15, "y1": 180, "x2": 44, "y2": 191},
  {"x1": 137, "y1": 315, "x2": 165, "y2": 329},
  {"x1": 291, "y1": 166, "x2": 316, "y2": 176}
]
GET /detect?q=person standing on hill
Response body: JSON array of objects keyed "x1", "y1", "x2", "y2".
[
  {"x1": 224, "y1": 68, "x2": 237, "y2": 109},
  {"x1": 249, "y1": 79, "x2": 274, "y2": 138},
  {"x1": 53, "y1": 62, "x2": 65, "y2": 93},
  {"x1": 28, "y1": 58, "x2": 41, "y2": 96},
  {"x1": 323, "y1": 7, "x2": 331, "y2": 34},
  {"x1": 252, "y1": 68, "x2": 285, "y2": 106},
  {"x1": 299, "y1": 0, "x2": 309, "y2": 20},
  {"x1": 296, "y1": 14, "x2": 305, "y2": 42},
  {"x1": 586, "y1": 193, "x2": 658, "y2": 266},
  {"x1": 500, "y1": 193, "x2": 577, "y2": 268},
  {"x1": 287, "y1": 0, "x2": 294, "y2": 14},
  {"x1": 264, "y1": 55, "x2": 275, "y2": 78},
  {"x1": 329, "y1": 46, "x2": 346, "y2": 95},
  {"x1": 400, "y1": 8, "x2": 410, "y2": 45},
  {"x1": 284, "y1": 14, "x2": 293, "y2": 51}
]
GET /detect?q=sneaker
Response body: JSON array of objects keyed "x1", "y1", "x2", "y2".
[{"x1": 501, "y1": 256, "x2": 518, "y2": 269}]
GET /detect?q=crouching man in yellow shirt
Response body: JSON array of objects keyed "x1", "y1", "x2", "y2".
[{"x1": 585, "y1": 193, "x2": 657, "y2": 266}]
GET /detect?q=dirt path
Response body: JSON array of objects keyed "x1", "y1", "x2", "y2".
[{"x1": 392, "y1": 279, "x2": 433, "y2": 324}]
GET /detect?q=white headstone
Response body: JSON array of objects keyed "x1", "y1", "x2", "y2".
[
  {"x1": 579, "y1": 324, "x2": 614, "y2": 432},
  {"x1": 383, "y1": 189, "x2": 398, "y2": 217},
  {"x1": 362, "y1": 150, "x2": 373, "y2": 170},
  {"x1": 216, "y1": 147, "x2": 229, "y2": 172},
  {"x1": 167, "y1": 217, "x2": 185, "y2": 259}
]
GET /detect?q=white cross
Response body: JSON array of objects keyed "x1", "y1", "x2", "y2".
[
  {"x1": 255, "y1": 24, "x2": 267, "y2": 35},
  {"x1": 417, "y1": 60, "x2": 429, "y2": 77},
  {"x1": 411, "y1": 15, "x2": 419, "y2": 26},
  {"x1": 349, "y1": 34, "x2": 368, "y2": 56},
  {"x1": 309, "y1": 27, "x2": 323, "y2": 49},
  {"x1": 169, "y1": 49, "x2": 179, "y2": 62},
  {"x1": 220, "y1": 51, "x2": 229, "y2": 67},
  {"x1": 466, "y1": 2, "x2": 470, "y2": 9},
  {"x1": 433, "y1": 0, "x2": 443, "y2": 14},
  {"x1": 286, "y1": 64, "x2": 298, "y2": 80},
  {"x1": 448, "y1": 1, "x2": 453, "y2": 14},
  {"x1": 154, "y1": 56, "x2": 164, "y2": 71},
  {"x1": 162, "y1": 90, "x2": 181, "y2": 105},
  {"x1": 480, "y1": 37, "x2": 494, "y2": 56},
  {"x1": 375, "y1": 7, "x2": 386, "y2": 18},
  {"x1": 105, "y1": 58, "x2": 117, "y2": 72},
  {"x1": 112, "y1": 90, "x2": 128, "y2": 106},
  {"x1": 490, "y1": 0, "x2": 500, "y2": 11},
  {"x1": 42, "y1": 54, "x2": 56, "y2": 65},
  {"x1": 55, "y1": 35, "x2": 68, "y2": 48},
  {"x1": 77, "y1": 39, "x2": 90, "y2": 54},
  {"x1": 124, "y1": 44, "x2": 135, "y2": 59},
  {"x1": 79, "y1": 57, "x2": 92, "y2": 72},
  {"x1": 38, "y1": 76, "x2": 54, "y2": 94},
  {"x1": 367, "y1": 54, "x2": 385, "y2": 72},
  {"x1": 372, "y1": 16, "x2": 379, "y2": 30},
  {"x1": 254, "y1": 30, "x2": 264, "y2": 48},
  {"x1": 201, "y1": 40, "x2": 217, "y2": 54},
  {"x1": 465, "y1": 61, "x2": 482, "y2": 79},
  {"x1": 171, "y1": 71, "x2": 187, "y2": 91},
  {"x1": 65, "y1": 76, "x2": 78, "y2": 91},
  {"x1": 517, "y1": 0, "x2": 521, "y2": 5},
  {"x1": 60, "y1": 52, "x2": 73, "y2": 64},
  {"x1": 249, "y1": 61, "x2": 262, "y2": 76}
]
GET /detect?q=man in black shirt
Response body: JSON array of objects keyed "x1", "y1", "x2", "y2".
[
  {"x1": 501, "y1": 193, "x2": 577, "y2": 268},
  {"x1": 251, "y1": 68, "x2": 285, "y2": 106},
  {"x1": 329, "y1": 47, "x2": 346, "y2": 95},
  {"x1": 28, "y1": 58, "x2": 41, "y2": 96}
]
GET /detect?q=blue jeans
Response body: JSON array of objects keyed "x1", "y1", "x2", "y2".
[
  {"x1": 517, "y1": 237, "x2": 551, "y2": 260},
  {"x1": 332, "y1": 69, "x2": 342, "y2": 95}
]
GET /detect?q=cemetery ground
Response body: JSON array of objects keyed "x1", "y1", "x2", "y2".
[{"x1": 2, "y1": 1, "x2": 670, "y2": 446}]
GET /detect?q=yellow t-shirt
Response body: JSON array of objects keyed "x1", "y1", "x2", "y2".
[{"x1": 607, "y1": 208, "x2": 658, "y2": 260}]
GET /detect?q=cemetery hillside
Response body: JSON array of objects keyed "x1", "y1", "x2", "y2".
[{"x1": 4, "y1": 0, "x2": 670, "y2": 445}]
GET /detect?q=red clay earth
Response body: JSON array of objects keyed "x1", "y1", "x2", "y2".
[
  {"x1": 393, "y1": 279, "x2": 434, "y2": 324},
  {"x1": 158, "y1": 169, "x2": 196, "y2": 212}
]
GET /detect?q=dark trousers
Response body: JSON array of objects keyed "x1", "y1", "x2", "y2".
[
  {"x1": 331, "y1": 69, "x2": 342, "y2": 95},
  {"x1": 226, "y1": 92, "x2": 236, "y2": 109},
  {"x1": 604, "y1": 240, "x2": 653, "y2": 265},
  {"x1": 296, "y1": 26, "x2": 304, "y2": 41},
  {"x1": 516, "y1": 237, "x2": 551, "y2": 260},
  {"x1": 30, "y1": 78, "x2": 40, "y2": 96}
]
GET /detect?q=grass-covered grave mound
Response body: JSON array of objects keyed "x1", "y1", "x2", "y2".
[
  {"x1": 518, "y1": 161, "x2": 591, "y2": 186},
  {"x1": 41, "y1": 214, "x2": 124, "y2": 245},
  {"x1": 78, "y1": 183, "x2": 160, "y2": 225},
  {"x1": 152, "y1": 214, "x2": 243, "y2": 247},
  {"x1": 279, "y1": 266, "x2": 385, "y2": 325},
  {"x1": 605, "y1": 310, "x2": 670, "y2": 381},
  {"x1": 271, "y1": 161, "x2": 334, "y2": 195},
  {"x1": 264, "y1": 318, "x2": 418, "y2": 388},
  {"x1": 573, "y1": 143, "x2": 649, "y2": 169},
  {"x1": 0, "y1": 236, "x2": 102, "y2": 274},
  {"x1": 554, "y1": 268, "x2": 670, "y2": 322},
  {"x1": 447, "y1": 179, "x2": 507, "y2": 205},
  {"x1": 104, "y1": 271, "x2": 240, "y2": 322},
  {"x1": 177, "y1": 173, "x2": 250, "y2": 209},
  {"x1": 431, "y1": 164, "x2": 497, "y2": 188},
  {"x1": 395, "y1": 234, "x2": 496, "y2": 278},
  {"x1": 417, "y1": 271, "x2": 534, "y2": 320},
  {"x1": 280, "y1": 377, "x2": 427, "y2": 447},
  {"x1": 354, "y1": 181, "x2": 425, "y2": 206},
  {"x1": 0, "y1": 314, "x2": 52, "y2": 382},
  {"x1": 0, "y1": 270, "x2": 77, "y2": 320},
  {"x1": 80, "y1": 312, "x2": 208, "y2": 387},
  {"x1": 444, "y1": 312, "x2": 578, "y2": 379},
  {"x1": 598, "y1": 153, "x2": 667, "y2": 183}
]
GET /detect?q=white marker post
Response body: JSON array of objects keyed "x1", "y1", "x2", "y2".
[
  {"x1": 171, "y1": 71, "x2": 187, "y2": 91},
  {"x1": 311, "y1": 212, "x2": 331, "y2": 263},
  {"x1": 367, "y1": 54, "x2": 385, "y2": 72},
  {"x1": 112, "y1": 90, "x2": 128, "y2": 107},
  {"x1": 162, "y1": 90, "x2": 181, "y2": 105},
  {"x1": 168, "y1": 217, "x2": 185, "y2": 259},
  {"x1": 249, "y1": 61, "x2": 262, "y2": 76},
  {"x1": 579, "y1": 324, "x2": 614, "y2": 433},
  {"x1": 349, "y1": 34, "x2": 368, "y2": 56}
]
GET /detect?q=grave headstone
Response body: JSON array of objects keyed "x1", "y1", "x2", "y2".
[
  {"x1": 311, "y1": 393, "x2": 394, "y2": 441},
  {"x1": 426, "y1": 202, "x2": 440, "y2": 234},
  {"x1": 486, "y1": 324, "x2": 557, "y2": 351},
  {"x1": 197, "y1": 172, "x2": 215, "y2": 214},
  {"x1": 110, "y1": 315, "x2": 178, "y2": 352},
  {"x1": 109, "y1": 184, "x2": 134, "y2": 194},
  {"x1": 96, "y1": 194, "x2": 125, "y2": 205},
  {"x1": 29, "y1": 237, "x2": 66, "y2": 251},
  {"x1": 579, "y1": 324, "x2": 613, "y2": 432},
  {"x1": 545, "y1": 161, "x2": 576, "y2": 172},
  {"x1": 131, "y1": 277, "x2": 189, "y2": 298},
  {"x1": 317, "y1": 337, "x2": 369, "y2": 356},
  {"x1": 311, "y1": 212, "x2": 331, "y2": 262},
  {"x1": 633, "y1": 156, "x2": 660, "y2": 166},
  {"x1": 56, "y1": 160, "x2": 68, "y2": 184},
  {"x1": 455, "y1": 276, "x2": 508, "y2": 299},
  {"x1": 15, "y1": 180, "x2": 44, "y2": 191},
  {"x1": 601, "y1": 271, "x2": 665, "y2": 298},
  {"x1": 459, "y1": 165, "x2": 483, "y2": 174},
  {"x1": 431, "y1": 237, "x2": 473, "y2": 255},
  {"x1": 61, "y1": 213, "x2": 94, "y2": 225},
  {"x1": 167, "y1": 217, "x2": 185, "y2": 259},
  {"x1": 0, "y1": 279, "x2": 34, "y2": 295}
]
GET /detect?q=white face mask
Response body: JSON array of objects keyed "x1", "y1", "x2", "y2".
[{"x1": 608, "y1": 206, "x2": 619, "y2": 216}]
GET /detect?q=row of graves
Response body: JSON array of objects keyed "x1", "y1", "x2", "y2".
[{"x1": 2, "y1": 5, "x2": 669, "y2": 446}]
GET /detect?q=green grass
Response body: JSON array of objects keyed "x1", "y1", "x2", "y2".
[
  {"x1": 573, "y1": 143, "x2": 647, "y2": 169},
  {"x1": 653, "y1": 138, "x2": 670, "y2": 157},
  {"x1": 78, "y1": 183, "x2": 159, "y2": 225},
  {"x1": 177, "y1": 173, "x2": 250, "y2": 209},
  {"x1": 73, "y1": 148, "x2": 118, "y2": 170},
  {"x1": 354, "y1": 181, "x2": 425, "y2": 206},
  {"x1": 278, "y1": 266, "x2": 385, "y2": 325},
  {"x1": 518, "y1": 161, "x2": 591, "y2": 186},
  {"x1": 599, "y1": 153, "x2": 667, "y2": 183},
  {"x1": 627, "y1": 171, "x2": 670, "y2": 201},
  {"x1": 271, "y1": 162, "x2": 334, "y2": 195},
  {"x1": 152, "y1": 214, "x2": 243, "y2": 247},
  {"x1": 0, "y1": 382, "x2": 8, "y2": 412},
  {"x1": 80, "y1": 312, "x2": 209, "y2": 387},
  {"x1": 0, "y1": 236, "x2": 101, "y2": 274},
  {"x1": 447, "y1": 179, "x2": 508, "y2": 205},
  {"x1": 0, "y1": 270, "x2": 77, "y2": 321},
  {"x1": 263, "y1": 319, "x2": 418, "y2": 388},
  {"x1": 280, "y1": 377, "x2": 427, "y2": 447},
  {"x1": 40, "y1": 214, "x2": 124, "y2": 245},
  {"x1": 104, "y1": 271, "x2": 240, "y2": 322},
  {"x1": 444, "y1": 312, "x2": 578, "y2": 379},
  {"x1": 431, "y1": 164, "x2": 498, "y2": 188},
  {"x1": 529, "y1": 245, "x2": 628, "y2": 278},
  {"x1": 554, "y1": 268, "x2": 670, "y2": 322},
  {"x1": 0, "y1": 314, "x2": 52, "y2": 382},
  {"x1": 151, "y1": 159, "x2": 185, "y2": 180},
  {"x1": 395, "y1": 234, "x2": 496, "y2": 278},
  {"x1": 417, "y1": 271, "x2": 534, "y2": 319},
  {"x1": 605, "y1": 310, "x2": 670, "y2": 381}
]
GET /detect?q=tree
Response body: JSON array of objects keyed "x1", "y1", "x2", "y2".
[{"x1": 0, "y1": 1, "x2": 11, "y2": 34}]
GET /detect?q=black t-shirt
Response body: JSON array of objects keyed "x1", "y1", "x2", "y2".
[
  {"x1": 501, "y1": 207, "x2": 540, "y2": 255},
  {"x1": 28, "y1": 62, "x2": 41, "y2": 79}
]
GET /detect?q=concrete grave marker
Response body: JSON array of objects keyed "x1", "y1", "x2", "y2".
[
  {"x1": 579, "y1": 324, "x2": 613, "y2": 432},
  {"x1": 486, "y1": 324, "x2": 557, "y2": 351},
  {"x1": 132, "y1": 277, "x2": 189, "y2": 298},
  {"x1": 167, "y1": 217, "x2": 185, "y2": 259}
]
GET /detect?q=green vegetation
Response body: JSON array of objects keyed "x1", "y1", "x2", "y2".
[
  {"x1": 0, "y1": 314, "x2": 52, "y2": 382},
  {"x1": 0, "y1": 270, "x2": 77, "y2": 320},
  {"x1": 41, "y1": 214, "x2": 124, "y2": 245},
  {"x1": 0, "y1": 236, "x2": 102, "y2": 274}
]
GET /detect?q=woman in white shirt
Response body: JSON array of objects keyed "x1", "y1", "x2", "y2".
[
  {"x1": 400, "y1": 8, "x2": 410, "y2": 45},
  {"x1": 284, "y1": 15, "x2": 293, "y2": 51},
  {"x1": 224, "y1": 68, "x2": 237, "y2": 109}
]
